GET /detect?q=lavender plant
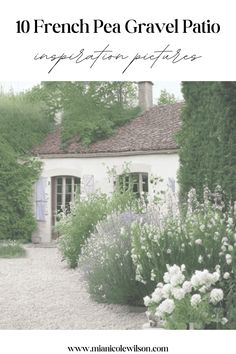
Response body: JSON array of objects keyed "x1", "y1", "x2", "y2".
[{"x1": 79, "y1": 212, "x2": 147, "y2": 304}]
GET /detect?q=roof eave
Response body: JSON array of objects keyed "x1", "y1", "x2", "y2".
[{"x1": 35, "y1": 148, "x2": 179, "y2": 159}]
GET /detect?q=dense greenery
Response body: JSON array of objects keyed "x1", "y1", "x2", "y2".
[
  {"x1": 0, "y1": 95, "x2": 52, "y2": 154},
  {"x1": 177, "y1": 82, "x2": 236, "y2": 204},
  {"x1": 0, "y1": 94, "x2": 50, "y2": 241},
  {"x1": 26, "y1": 81, "x2": 140, "y2": 145}
]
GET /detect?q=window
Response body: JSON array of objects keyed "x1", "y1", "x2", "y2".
[
  {"x1": 116, "y1": 172, "x2": 148, "y2": 198},
  {"x1": 54, "y1": 176, "x2": 80, "y2": 215}
]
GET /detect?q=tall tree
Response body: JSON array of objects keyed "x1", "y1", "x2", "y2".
[
  {"x1": 25, "y1": 81, "x2": 140, "y2": 145},
  {"x1": 177, "y1": 82, "x2": 236, "y2": 204},
  {"x1": 0, "y1": 94, "x2": 49, "y2": 240},
  {"x1": 158, "y1": 89, "x2": 178, "y2": 104}
]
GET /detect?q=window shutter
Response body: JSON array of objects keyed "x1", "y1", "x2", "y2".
[
  {"x1": 35, "y1": 177, "x2": 48, "y2": 221},
  {"x1": 82, "y1": 175, "x2": 95, "y2": 195}
]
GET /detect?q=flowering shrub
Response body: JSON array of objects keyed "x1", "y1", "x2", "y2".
[
  {"x1": 57, "y1": 193, "x2": 108, "y2": 268},
  {"x1": 79, "y1": 212, "x2": 147, "y2": 304},
  {"x1": 131, "y1": 187, "x2": 236, "y2": 292},
  {"x1": 57, "y1": 190, "x2": 138, "y2": 268},
  {"x1": 131, "y1": 187, "x2": 236, "y2": 328},
  {"x1": 144, "y1": 264, "x2": 227, "y2": 329}
]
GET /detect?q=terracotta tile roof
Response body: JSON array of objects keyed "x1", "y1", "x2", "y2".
[{"x1": 33, "y1": 102, "x2": 183, "y2": 156}]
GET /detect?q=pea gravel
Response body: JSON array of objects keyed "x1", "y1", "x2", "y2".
[{"x1": 0, "y1": 246, "x2": 146, "y2": 329}]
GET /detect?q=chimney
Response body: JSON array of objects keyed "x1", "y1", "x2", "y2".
[{"x1": 138, "y1": 81, "x2": 153, "y2": 112}]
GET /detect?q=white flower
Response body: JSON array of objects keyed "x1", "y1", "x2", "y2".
[
  {"x1": 228, "y1": 245, "x2": 234, "y2": 252},
  {"x1": 199, "y1": 285, "x2": 207, "y2": 293},
  {"x1": 221, "y1": 245, "x2": 227, "y2": 252},
  {"x1": 181, "y1": 264, "x2": 186, "y2": 272},
  {"x1": 167, "y1": 249, "x2": 172, "y2": 254},
  {"x1": 165, "y1": 264, "x2": 185, "y2": 287},
  {"x1": 152, "y1": 288, "x2": 163, "y2": 304},
  {"x1": 200, "y1": 225, "x2": 205, "y2": 232},
  {"x1": 221, "y1": 317, "x2": 228, "y2": 325},
  {"x1": 172, "y1": 287, "x2": 185, "y2": 300},
  {"x1": 223, "y1": 272, "x2": 230, "y2": 280},
  {"x1": 191, "y1": 274, "x2": 201, "y2": 288},
  {"x1": 182, "y1": 281, "x2": 192, "y2": 294},
  {"x1": 222, "y1": 237, "x2": 228, "y2": 243},
  {"x1": 170, "y1": 273, "x2": 185, "y2": 287},
  {"x1": 158, "y1": 299, "x2": 175, "y2": 315},
  {"x1": 143, "y1": 296, "x2": 151, "y2": 307},
  {"x1": 198, "y1": 255, "x2": 203, "y2": 264},
  {"x1": 157, "y1": 282, "x2": 164, "y2": 288},
  {"x1": 163, "y1": 272, "x2": 170, "y2": 284},
  {"x1": 215, "y1": 265, "x2": 221, "y2": 271},
  {"x1": 150, "y1": 269, "x2": 156, "y2": 281},
  {"x1": 162, "y1": 284, "x2": 172, "y2": 298},
  {"x1": 212, "y1": 271, "x2": 220, "y2": 283},
  {"x1": 226, "y1": 254, "x2": 232, "y2": 265},
  {"x1": 120, "y1": 227, "x2": 125, "y2": 235},
  {"x1": 191, "y1": 294, "x2": 201, "y2": 307},
  {"x1": 210, "y1": 288, "x2": 224, "y2": 304},
  {"x1": 195, "y1": 239, "x2": 203, "y2": 245}
]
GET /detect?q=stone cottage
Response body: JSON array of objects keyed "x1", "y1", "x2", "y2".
[{"x1": 33, "y1": 82, "x2": 182, "y2": 243}]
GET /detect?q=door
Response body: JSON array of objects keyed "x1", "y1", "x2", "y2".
[{"x1": 51, "y1": 176, "x2": 80, "y2": 239}]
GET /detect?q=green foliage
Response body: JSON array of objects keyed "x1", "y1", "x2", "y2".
[
  {"x1": 57, "y1": 193, "x2": 109, "y2": 268},
  {"x1": 57, "y1": 189, "x2": 138, "y2": 268},
  {"x1": 0, "y1": 240, "x2": 26, "y2": 258},
  {"x1": 25, "y1": 81, "x2": 140, "y2": 145},
  {"x1": 0, "y1": 140, "x2": 41, "y2": 241},
  {"x1": 177, "y1": 82, "x2": 236, "y2": 204},
  {"x1": 0, "y1": 94, "x2": 48, "y2": 241},
  {"x1": 0, "y1": 94, "x2": 52, "y2": 154},
  {"x1": 79, "y1": 213, "x2": 146, "y2": 305},
  {"x1": 158, "y1": 89, "x2": 178, "y2": 104}
]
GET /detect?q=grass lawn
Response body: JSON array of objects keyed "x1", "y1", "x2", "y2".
[{"x1": 0, "y1": 241, "x2": 26, "y2": 258}]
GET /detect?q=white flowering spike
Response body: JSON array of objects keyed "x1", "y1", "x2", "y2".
[{"x1": 210, "y1": 288, "x2": 224, "y2": 304}]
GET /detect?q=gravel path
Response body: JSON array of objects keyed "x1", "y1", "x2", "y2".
[{"x1": 0, "y1": 247, "x2": 146, "y2": 329}]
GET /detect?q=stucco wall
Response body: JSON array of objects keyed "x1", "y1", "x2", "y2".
[{"x1": 33, "y1": 153, "x2": 179, "y2": 243}]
